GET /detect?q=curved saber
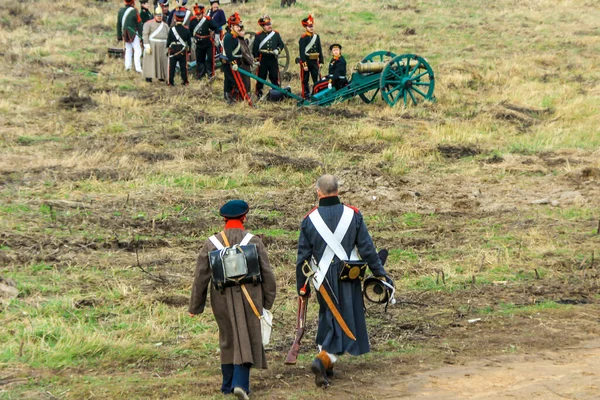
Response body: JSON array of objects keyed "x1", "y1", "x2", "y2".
[{"x1": 302, "y1": 261, "x2": 356, "y2": 341}]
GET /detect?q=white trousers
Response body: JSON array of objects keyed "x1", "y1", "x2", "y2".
[{"x1": 124, "y1": 36, "x2": 142, "y2": 72}]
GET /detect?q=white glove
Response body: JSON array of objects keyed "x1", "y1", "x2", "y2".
[
  {"x1": 273, "y1": 49, "x2": 279, "y2": 56},
  {"x1": 144, "y1": 44, "x2": 152, "y2": 55},
  {"x1": 327, "y1": 82, "x2": 332, "y2": 90},
  {"x1": 232, "y1": 63, "x2": 238, "y2": 72}
]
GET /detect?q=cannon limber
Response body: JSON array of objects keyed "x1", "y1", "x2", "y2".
[{"x1": 235, "y1": 50, "x2": 435, "y2": 107}]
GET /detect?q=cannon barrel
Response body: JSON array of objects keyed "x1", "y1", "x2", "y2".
[{"x1": 355, "y1": 61, "x2": 388, "y2": 74}]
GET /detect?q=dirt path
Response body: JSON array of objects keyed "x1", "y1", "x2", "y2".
[{"x1": 381, "y1": 340, "x2": 600, "y2": 400}]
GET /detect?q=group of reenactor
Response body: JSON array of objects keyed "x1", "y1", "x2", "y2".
[
  {"x1": 116, "y1": 0, "x2": 348, "y2": 101},
  {"x1": 189, "y1": 175, "x2": 393, "y2": 400}
]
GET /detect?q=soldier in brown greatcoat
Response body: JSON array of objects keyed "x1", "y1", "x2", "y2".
[{"x1": 189, "y1": 200, "x2": 277, "y2": 400}]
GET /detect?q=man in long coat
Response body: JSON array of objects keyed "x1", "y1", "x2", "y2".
[
  {"x1": 142, "y1": 7, "x2": 169, "y2": 82},
  {"x1": 296, "y1": 174, "x2": 388, "y2": 388},
  {"x1": 189, "y1": 200, "x2": 277, "y2": 400},
  {"x1": 117, "y1": 0, "x2": 143, "y2": 73}
]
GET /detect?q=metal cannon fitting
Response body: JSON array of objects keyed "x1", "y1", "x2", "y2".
[{"x1": 355, "y1": 61, "x2": 387, "y2": 74}]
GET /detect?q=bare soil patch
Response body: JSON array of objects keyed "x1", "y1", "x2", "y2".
[{"x1": 250, "y1": 152, "x2": 322, "y2": 171}]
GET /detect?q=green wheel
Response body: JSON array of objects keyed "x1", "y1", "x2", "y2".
[
  {"x1": 358, "y1": 51, "x2": 397, "y2": 104},
  {"x1": 380, "y1": 54, "x2": 435, "y2": 107}
]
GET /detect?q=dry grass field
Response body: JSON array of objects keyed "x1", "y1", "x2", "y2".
[{"x1": 1, "y1": 0, "x2": 599, "y2": 398}]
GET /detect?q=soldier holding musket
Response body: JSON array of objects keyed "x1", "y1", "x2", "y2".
[
  {"x1": 295, "y1": 175, "x2": 389, "y2": 387},
  {"x1": 298, "y1": 15, "x2": 323, "y2": 99},
  {"x1": 252, "y1": 15, "x2": 285, "y2": 99},
  {"x1": 166, "y1": 10, "x2": 192, "y2": 85},
  {"x1": 189, "y1": 200, "x2": 277, "y2": 400},
  {"x1": 189, "y1": 3, "x2": 218, "y2": 79}
]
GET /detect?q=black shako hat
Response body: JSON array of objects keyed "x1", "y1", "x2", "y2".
[
  {"x1": 219, "y1": 200, "x2": 249, "y2": 219},
  {"x1": 329, "y1": 43, "x2": 342, "y2": 51},
  {"x1": 174, "y1": 9, "x2": 186, "y2": 20}
]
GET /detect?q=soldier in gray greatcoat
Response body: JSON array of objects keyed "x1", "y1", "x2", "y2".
[
  {"x1": 296, "y1": 175, "x2": 389, "y2": 388},
  {"x1": 189, "y1": 200, "x2": 277, "y2": 400},
  {"x1": 142, "y1": 6, "x2": 169, "y2": 82}
]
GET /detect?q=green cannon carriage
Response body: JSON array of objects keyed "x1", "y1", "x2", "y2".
[{"x1": 236, "y1": 50, "x2": 435, "y2": 107}]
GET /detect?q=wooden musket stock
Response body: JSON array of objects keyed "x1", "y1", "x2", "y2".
[{"x1": 284, "y1": 295, "x2": 308, "y2": 365}]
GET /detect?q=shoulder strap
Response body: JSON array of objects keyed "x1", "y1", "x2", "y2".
[
  {"x1": 308, "y1": 206, "x2": 357, "y2": 289},
  {"x1": 240, "y1": 233, "x2": 254, "y2": 246},
  {"x1": 309, "y1": 208, "x2": 352, "y2": 261},
  {"x1": 150, "y1": 22, "x2": 167, "y2": 41},
  {"x1": 304, "y1": 33, "x2": 318, "y2": 55},
  {"x1": 238, "y1": 232, "x2": 261, "y2": 321},
  {"x1": 208, "y1": 235, "x2": 225, "y2": 250},
  {"x1": 219, "y1": 231, "x2": 231, "y2": 247},
  {"x1": 240, "y1": 284, "x2": 261, "y2": 319},
  {"x1": 171, "y1": 26, "x2": 186, "y2": 47},
  {"x1": 211, "y1": 231, "x2": 253, "y2": 249},
  {"x1": 258, "y1": 31, "x2": 276, "y2": 50},
  {"x1": 193, "y1": 16, "x2": 206, "y2": 36},
  {"x1": 208, "y1": 234, "x2": 224, "y2": 250},
  {"x1": 122, "y1": 7, "x2": 135, "y2": 29},
  {"x1": 183, "y1": 9, "x2": 191, "y2": 25},
  {"x1": 232, "y1": 40, "x2": 241, "y2": 58}
]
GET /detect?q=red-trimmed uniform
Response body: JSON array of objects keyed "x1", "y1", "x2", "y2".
[
  {"x1": 295, "y1": 195, "x2": 387, "y2": 384},
  {"x1": 298, "y1": 15, "x2": 323, "y2": 99},
  {"x1": 117, "y1": 0, "x2": 143, "y2": 73},
  {"x1": 252, "y1": 16, "x2": 285, "y2": 98},
  {"x1": 189, "y1": 4, "x2": 218, "y2": 79},
  {"x1": 166, "y1": 10, "x2": 192, "y2": 85}
]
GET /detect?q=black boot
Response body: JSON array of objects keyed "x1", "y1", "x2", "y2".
[
  {"x1": 145, "y1": 78, "x2": 152, "y2": 83},
  {"x1": 224, "y1": 91, "x2": 234, "y2": 104},
  {"x1": 311, "y1": 358, "x2": 330, "y2": 388}
]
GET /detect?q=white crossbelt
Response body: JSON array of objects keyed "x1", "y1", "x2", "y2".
[
  {"x1": 304, "y1": 33, "x2": 318, "y2": 56},
  {"x1": 193, "y1": 16, "x2": 207, "y2": 36},
  {"x1": 308, "y1": 206, "x2": 359, "y2": 289},
  {"x1": 150, "y1": 22, "x2": 167, "y2": 42},
  {"x1": 121, "y1": 7, "x2": 135, "y2": 33},
  {"x1": 182, "y1": 10, "x2": 191, "y2": 26},
  {"x1": 258, "y1": 31, "x2": 276, "y2": 50},
  {"x1": 208, "y1": 232, "x2": 254, "y2": 250},
  {"x1": 232, "y1": 41, "x2": 241, "y2": 58},
  {"x1": 171, "y1": 26, "x2": 187, "y2": 48}
]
